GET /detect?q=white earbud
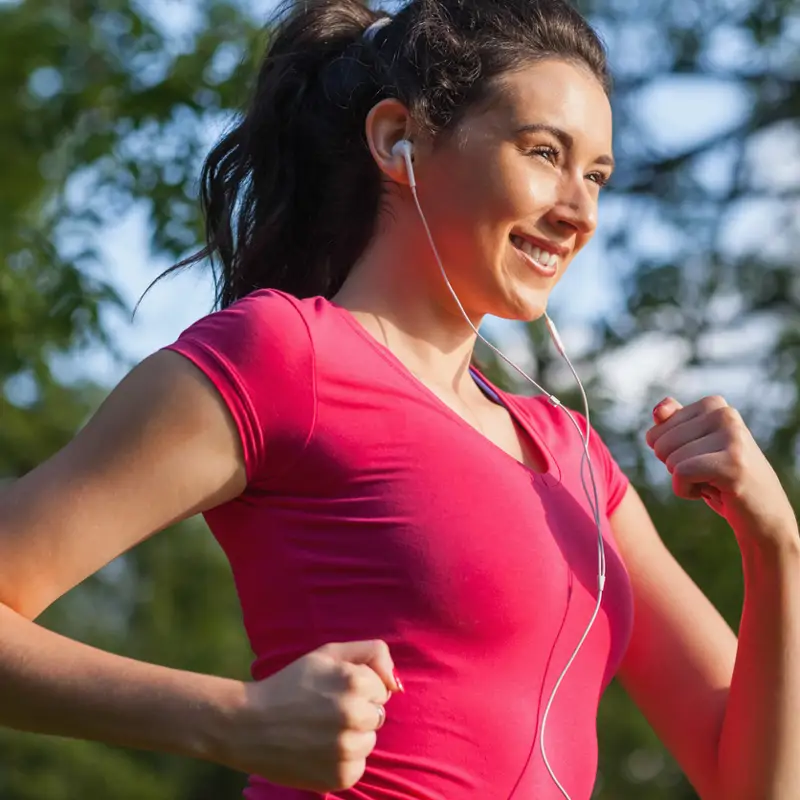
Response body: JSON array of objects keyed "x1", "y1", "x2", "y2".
[{"x1": 392, "y1": 139, "x2": 416, "y2": 189}]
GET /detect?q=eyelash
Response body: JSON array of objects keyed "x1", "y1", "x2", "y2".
[{"x1": 527, "y1": 145, "x2": 611, "y2": 189}]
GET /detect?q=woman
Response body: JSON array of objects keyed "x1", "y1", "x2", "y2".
[{"x1": 0, "y1": 0, "x2": 797, "y2": 797}]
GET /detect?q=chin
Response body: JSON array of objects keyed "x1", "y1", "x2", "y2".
[{"x1": 493, "y1": 287, "x2": 550, "y2": 323}]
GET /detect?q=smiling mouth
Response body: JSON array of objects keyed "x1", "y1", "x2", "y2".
[{"x1": 509, "y1": 234, "x2": 560, "y2": 277}]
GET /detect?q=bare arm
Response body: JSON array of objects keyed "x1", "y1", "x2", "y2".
[
  {"x1": 0, "y1": 350, "x2": 248, "y2": 761},
  {"x1": 613, "y1": 487, "x2": 735, "y2": 800},
  {"x1": 619, "y1": 395, "x2": 800, "y2": 799},
  {"x1": 0, "y1": 349, "x2": 399, "y2": 791},
  {"x1": 715, "y1": 527, "x2": 800, "y2": 800},
  {"x1": 615, "y1": 488, "x2": 800, "y2": 800}
]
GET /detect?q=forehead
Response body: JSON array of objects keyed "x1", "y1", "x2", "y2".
[{"x1": 470, "y1": 59, "x2": 613, "y2": 151}]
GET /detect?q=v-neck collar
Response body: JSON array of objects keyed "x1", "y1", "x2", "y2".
[{"x1": 330, "y1": 300, "x2": 556, "y2": 477}]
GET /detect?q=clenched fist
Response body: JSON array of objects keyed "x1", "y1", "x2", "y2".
[
  {"x1": 217, "y1": 639, "x2": 402, "y2": 792},
  {"x1": 646, "y1": 395, "x2": 798, "y2": 550}
]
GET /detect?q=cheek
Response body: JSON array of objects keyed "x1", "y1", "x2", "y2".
[
  {"x1": 447, "y1": 167, "x2": 513, "y2": 219},
  {"x1": 494, "y1": 162, "x2": 559, "y2": 223},
  {"x1": 420, "y1": 170, "x2": 508, "y2": 256},
  {"x1": 421, "y1": 152, "x2": 559, "y2": 260},
  {"x1": 428, "y1": 150, "x2": 535, "y2": 222}
]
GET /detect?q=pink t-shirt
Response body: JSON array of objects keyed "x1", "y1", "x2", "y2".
[{"x1": 166, "y1": 289, "x2": 634, "y2": 800}]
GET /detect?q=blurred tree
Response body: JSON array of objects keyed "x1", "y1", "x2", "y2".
[
  {"x1": 0, "y1": 0, "x2": 260, "y2": 797},
  {"x1": 0, "y1": 0, "x2": 797, "y2": 798},
  {"x1": 590, "y1": 1, "x2": 798, "y2": 796},
  {"x1": 488, "y1": 0, "x2": 800, "y2": 797}
]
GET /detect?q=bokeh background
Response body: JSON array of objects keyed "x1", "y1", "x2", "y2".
[{"x1": 0, "y1": 0, "x2": 798, "y2": 797}]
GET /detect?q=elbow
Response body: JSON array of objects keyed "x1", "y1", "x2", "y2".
[{"x1": 0, "y1": 579, "x2": 56, "y2": 622}]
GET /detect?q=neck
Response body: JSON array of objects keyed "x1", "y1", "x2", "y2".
[{"x1": 332, "y1": 221, "x2": 483, "y2": 394}]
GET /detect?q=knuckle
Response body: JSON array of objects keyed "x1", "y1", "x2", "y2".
[
  {"x1": 332, "y1": 662, "x2": 361, "y2": 695},
  {"x1": 725, "y1": 413, "x2": 743, "y2": 438},
  {"x1": 654, "y1": 437, "x2": 673, "y2": 462},
  {"x1": 333, "y1": 759, "x2": 366, "y2": 791},
  {"x1": 361, "y1": 730, "x2": 378, "y2": 756},
  {"x1": 372, "y1": 639, "x2": 391, "y2": 660},
  {"x1": 716, "y1": 404, "x2": 741, "y2": 426},
  {"x1": 337, "y1": 663, "x2": 362, "y2": 693},
  {"x1": 334, "y1": 730, "x2": 355, "y2": 761},
  {"x1": 673, "y1": 460, "x2": 690, "y2": 478},
  {"x1": 703, "y1": 394, "x2": 727, "y2": 411},
  {"x1": 305, "y1": 649, "x2": 336, "y2": 677},
  {"x1": 727, "y1": 436, "x2": 746, "y2": 467},
  {"x1": 332, "y1": 694, "x2": 359, "y2": 729},
  {"x1": 316, "y1": 642, "x2": 338, "y2": 657},
  {"x1": 334, "y1": 730, "x2": 372, "y2": 763},
  {"x1": 664, "y1": 453, "x2": 677, "y2": 472},
  {"x1": 729, "y1": 473, "x2": 746, "y2": 496}
]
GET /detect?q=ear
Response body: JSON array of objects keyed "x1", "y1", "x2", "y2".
[{"x1": 365, "y1": 99, "x2": 415, "y2": 186}]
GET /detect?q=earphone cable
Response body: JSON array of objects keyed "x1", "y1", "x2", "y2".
[{"x1": 407, "y1": 166, "x2": 606, "y2": 800}]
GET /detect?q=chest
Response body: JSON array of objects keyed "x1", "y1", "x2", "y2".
[{"x1": 263, "y1": 377, "x2": 632, "y2": 674}]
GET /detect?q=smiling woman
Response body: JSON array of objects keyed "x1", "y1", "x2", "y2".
[
  {"x1": 0, "y1": 0, "x2": 799, "y2": 800},
  {"x1": 358, "y1": 60, "x2": 614, "y2": 322},
  {"x1": 165, "y1": 0, "x2": 613, "y2": 316}
]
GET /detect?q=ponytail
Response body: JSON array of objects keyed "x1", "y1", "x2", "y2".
[{"x1": 165, "y1": 0, "x2": 390, "y2": 307}]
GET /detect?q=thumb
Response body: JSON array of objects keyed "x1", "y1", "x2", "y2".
[
  {"x1": 653, "y1": 396, "x2": 682, "y2": 424},
  {"x1": 321, "y1": 640, "x2": 403, "y2": 693}
]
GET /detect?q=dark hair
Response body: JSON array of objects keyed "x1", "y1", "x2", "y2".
[{"x1": 167, "y1": 0, "x2": 609, "y2": 308}]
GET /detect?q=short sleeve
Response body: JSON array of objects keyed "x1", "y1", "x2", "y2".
[
  {"x1": 163, "y1": 289, "x2": 316, "y2": 485},
  {"x1": 574, "y1": 412, "x2": 630, "y2": 517}
]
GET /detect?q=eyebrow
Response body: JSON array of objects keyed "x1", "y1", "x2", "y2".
[{"x1": 514, "y1": 123, "x2": 615, "y2": 169}]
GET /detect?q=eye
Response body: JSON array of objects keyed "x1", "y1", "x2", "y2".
[
  {"x1": 587, "y1": 171, "x2": 611, "y2": 188},
  {"x1": 527, "y1": 145, "x2": 561, "y2": 165}
]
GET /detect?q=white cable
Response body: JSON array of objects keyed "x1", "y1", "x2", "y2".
[{"x1": 407, "y1": 173, "x2": 606, "y2": 800}]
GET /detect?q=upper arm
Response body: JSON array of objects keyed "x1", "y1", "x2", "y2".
[
  {"x1": 0, "y1": 350, "x2": 247, "y2": 619},
  {"x1": 0, "y1": 291, "x2": 315, "y2": 621},
  {"x1": 612, "y1": 486, "x2": 737, "y2": 800}
]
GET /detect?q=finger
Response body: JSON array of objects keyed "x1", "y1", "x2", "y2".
[
  {"x1": 340, "y1": 696, "x2": 389, "y2": 733},
  {"x1": 666, "y1": 439, "x2": 723, "y2": 501},
  {"x1": 323, "y1": 640, "x2": 401, "y2": 693},
  {"x1": 646, "y1": 395, "x2": 728, "y2": 448},
  {"x1": 647, "y1": 398, "x2": 691, "y2": 448},
  {"x1": 337, "y1": 729, "x2": 377, "y2": 762},
  {"x1": 374, "y1": 702, "x2": 386, "y2": 731},
  {"x1": 663, "y1": 432, "x2": 727, "y2": 474},
  {"x1": 659, "y1": 446, "x2": 726, "y2": 505},
  {"x1": 653, "y1": 419, "x2": 723, "y2": 466},
  {"x1": 672, "y1": 464, "x2": 726, "y2": 501},
  {"x1": 652, "y1": 396, "x2": 683, "y2": 425},
  {"x1": 672, "y1": 470, "x2": 705, "y2": 500},
  {"x1": 672, "y1": 451, "x2": 739, "y2": 497},
  {"x1": 339, "y1": 662, "x2": 392, "y2": 705}
]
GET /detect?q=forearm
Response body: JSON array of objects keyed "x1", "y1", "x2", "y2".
[
  {"x1": 716, "y1": 530, "x2": 800, "y2": 800},
  {"x1": 0, "y1": 601, "x2": 245, "y2": 765}
]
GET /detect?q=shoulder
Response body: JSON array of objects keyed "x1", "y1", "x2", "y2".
[
  {"x1": 177, "y1": 289, "x2": 310, "y2": 344},
  {"x1": 166, "y1": 289, "x2": 328, "y2": 384},
  {"x1": 164, "y1": 289, "x2": 319, "y2": 484}
]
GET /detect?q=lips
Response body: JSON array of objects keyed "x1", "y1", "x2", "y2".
[{"x1": 509, "y1": 234, "x2": 560, "y2": 277}]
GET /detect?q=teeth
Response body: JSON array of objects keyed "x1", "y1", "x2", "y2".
[{"x1": 510, "y1": 235, "x2": 559, "y2": 269}]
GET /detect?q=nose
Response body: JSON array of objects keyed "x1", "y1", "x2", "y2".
[{"x1": 548, "y1": 175, "x2": 597, "y2": 237}]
